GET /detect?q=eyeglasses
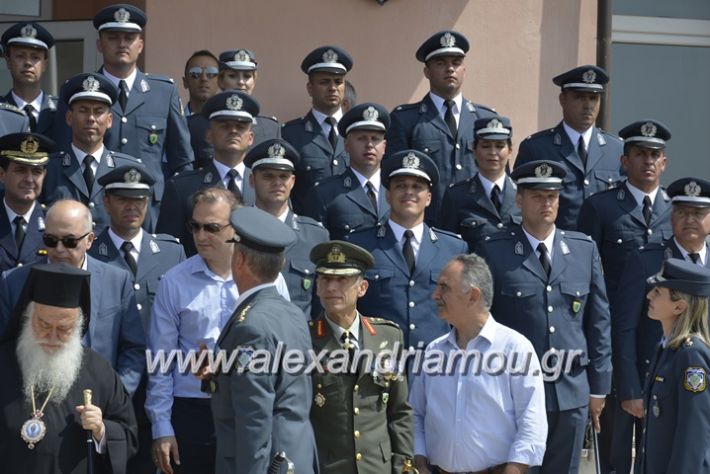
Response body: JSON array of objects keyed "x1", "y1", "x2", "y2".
[
  {"x1": 187, "y1": 67, "x2": 219, "y2": 79},
  {"x1": 186, "y1": 220, "x2": 230, "y2": 234},
  {"x1": 42, "y1": 231, "x2": 91, "y2": 249}
]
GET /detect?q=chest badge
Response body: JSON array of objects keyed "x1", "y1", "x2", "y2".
[{"x1": 314, "y1": 392, "x2": 326, "y2": 408}]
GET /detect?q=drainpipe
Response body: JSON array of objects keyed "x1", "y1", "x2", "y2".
[{"x1": 596, "y1": 0, "x2": 613, "y2": 130}]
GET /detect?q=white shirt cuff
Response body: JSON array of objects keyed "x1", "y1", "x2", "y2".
[{"x1": 94, "y1": 429, "x2": 107, "y2": 454}]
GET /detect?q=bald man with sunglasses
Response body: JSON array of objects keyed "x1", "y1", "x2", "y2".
[{"x1": 0, "y1": 199, "x2": 145, "y2": 395}]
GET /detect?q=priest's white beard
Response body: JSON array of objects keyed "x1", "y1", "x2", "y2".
[{"x1": 16, "y1": 304, "x2": 84, "y2": 403}]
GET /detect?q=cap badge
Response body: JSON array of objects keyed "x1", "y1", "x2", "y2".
[
  {"x1": 487, "y1": 118, "x2": 503, "y2": 129},
  {"x1": 640, "y1": 121, "x2": 657, "y2": 138},
  {"x1": 326, "y1": 245, "x2": 346, "y2": 264},
  {"x1": 226, "y1": 94, "x2": 243, "y2": 111},
  {"x1": 363, "y1": 106, "x2": 379, "y2": 122},
  {"x1": 267, "y1": 143, "x2": 286, "y2": 158},
  {"x1": 440, "y1": 32, "x2": 456, "y2": 47},
  {"x1": 534, "y1": 163, "x2": 553, "y2": 178},
  {"x1": 402, "y1": 152, "x2": 420, "y2": 169},
  {"x1": 114, "y1": 7, "x2": 131, "y2": 23},
  {"x1": 684, "y1": 180, "x2": 702, "y2": 197},
  {"x1": 82, "y1": 75, "x2": 101, "y2": 93},
  {"x1": 124, "y1": 168, "x2": 141, "y2": 183},
  {"x1": 20, "y1": 24, "x2": 37, "y2": 39},
  {"x1": 234, "y1": 50, "x2": 250, "y2": 62},
  {"x1": 322, "y1": 49, "x2": 339, "y2": 64},
  {"x1": 19, "y1": 136, "x2": 39, "y2": 154},
  {"x1": 582, "y1": 69, "x2": 596, "y2": 84}
]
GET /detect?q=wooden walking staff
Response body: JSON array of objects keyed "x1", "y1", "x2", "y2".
[{"x1": 83, "y1": 389, "x2": 95, "y2": 474}]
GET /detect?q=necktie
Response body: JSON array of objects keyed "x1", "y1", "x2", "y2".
[
  {"x1": 326, "y1": 116, "x2": 338, "y2": 150},
  {"x1": 23, "y1": 104, "x2": 37, "y2": 132},
  {"x1": 83, "y1": 155, "x2": 95, "y2": 192},
  {"x1": 365, "y1": 181, "x2": 378, "y2": 212},
  {"x1": 121, "y1": 241, "x2": 138, "y2": 275},
  {"x1": 340, "y1": 331, "x2": 356, "y2": 372},
  {"x1": 643, "y1": 195, "x2": 652, "y2": 226},
  {"x1": 577, "y1": 136, "x2": 588, "y2": 168},
  {"x1": 444, "y1": 100, "x2": 457, "y2": 138},
  {"x1": 226, "y1": 169, "x2": 242, "y2": 202},
  {"x1": 13, "y1": 216, "x2": 25, "y2": 250},
  {"x1": 490, "y1": 185, "x2": 502, "y2": 212},
  {"x1": 118, "y1": 80, "x2": 128, "y2": 111},
  {"x1": 403, "y1": 229, "x2": 416, "y2": 275},
  {"x1": 689, "y1": 253, "x2": 701, "y2": 264},
  {"x1": 537, "y1": 242, "x2": 551, "y2": 278}
]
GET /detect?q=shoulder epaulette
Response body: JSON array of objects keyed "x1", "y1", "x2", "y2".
[
  {"x1": 366, "y1": 317, "x2": 401, "y2": 329},
  {"x1": 110, "y1": 150, "x2": 142, "y2": 163},
  {"x1": 151, "y1": 233, "x2": 181, "y2": 244},
  {"x1": 430, "y1": 227, "x2": 463, "y2": 240},
  {"x1": 143, "y1": 73, "x2": 174, "y2": 84},
  {"x1": 257, "y1": 114, "x2": 279, "y2": 124},
  {"x1": 473, "y1": 102, "x2": 496, "y2": 114},
  {"x1": 524, "y1": 128, "x2": 556, "y2": 141},
  {"x1": 393, "y1": 102, "x2": 418, "y2": 112},
  {"x1": 0, "y1": 102, "x2": 24, "y2": 115},
  {"x1": 560, "y1": 230, "x2": 595, "y2": 242}
]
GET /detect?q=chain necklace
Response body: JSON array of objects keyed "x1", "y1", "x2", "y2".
[{"x1": 20, "y1": 385, "x2": 54, "y2": 449}]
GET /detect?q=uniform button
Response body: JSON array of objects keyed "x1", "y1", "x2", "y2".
[
  {"x1": 121, "y1": 138, "x2": 128, "y2": 145},
  {"x1": 332, "y1": 160, "x2": 338, "y2": 166},
  {"x1": 306, "y1": 165, "x2": 312, "y2": 171},
  {"x1": 584, "y1": 179, "x2": 590, "y2": 186},
  {"x1": 304, "y1": 269, "x2": 310, "y2": 274},
  {"x1": 647, "y1": 229, "x2": 653, "y2": 235},
  {"x1": 546, "y1": 285, "x2": 552, "y2": 292},
  {"x1": 354, "y1": 407, "x2": 360, "y2": 415},
  {"x1": 516, "y1": 291, "x2": 522, "y2": 297},
  {"x1": 16, "y1": 262, "x2": 23, "y2": 267},
  {"x1": 409, "y1": 323, "x2": 416, "y2": 331},
  {"x1": 408, "y1": 301, "x2": 415, "y2": 308},
  {"x1": 356, "y1": 453, "x2": 362, "y2": 461},
  {"x1": 547, "y1": 305, "x2": 553, "y2": 313},
  {"x1": 409, "y1": 346, "x2": 414, "y2": 351},
  {"x1": 652, "y1": 395, "x2": 657, "y2": 400},
  {"x1": 353, "y1": 384, "x2": 359, "y2": 392},
  {"x1": 151, "y1": 124, "x2": 157, "y2": 130},
  {"x1": 455, "y1": 163, "x2": 462, "y2": 170},
  {"x1": 137, "y1": 303, "x2": 143, "y2": 311},
  {"x1": 344, "y1": 224, "x2": 350, "y2": 230},
  {"x1": 617, "y1": 239, "x2": 623, "y2": 244},
  {"x1": 374, "y1": 274, "x2": 380, "y2": 280},
  {"x1": 121, "y1": 116, "x2": 127, "y2": 123},
  {"x1": 354, "y1": 430, "x2": 360, "y2": 438},
  {"x1": 133, "y1": 283, "x2": 140, "y2": 291},
  {"x1": 644, "y1": 359, "x2": 650, "y2": 364},
  {"x1": 89, "y1": 202, "x2": 95, "y2": 208},
  {"x1": 455, "y1": 143, "x2": 461, "y2": 150},
  {"x1": 549, "y1": 326, "x2": 556, "y2": 333},
  {"x1": 496, "y1": 223, "x2": 503, "y2": 229},
  {"x1": 409, "y1": 280, "x2": 415, "y2": 287}
]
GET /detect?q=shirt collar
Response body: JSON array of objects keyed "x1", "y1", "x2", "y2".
[
  {"x1": 71, "y1": 143, "x2": 105, "y2": 164},
  {"x1": 234, "y1": 282, "x2": 274, "y2": 309},
  {"x1": 477, "y1": 172, "x2": 507, "y2": 197},
  {"x1": 325, "y1": 312, "x2": 361, "y2": 344},
  {"x1": 351, "y1": 168, "x2": 381, "y2": 193},
  {"x1": 562, "y1": 121, "x2": 593, "y2": 149},
  {"x1": 188, "y1": 254, "x2": 234, "y2": 282},
  {"x1": 102, "y1": 68, "x2": 138, "y2": 94},
  {"x1": 522, "y1": 225, "x2": 556, "y2": 259},
  {"x1": 674, "y1": 237, "x2": 707, "y2": 265},
  {"x1": 108, "y1": 227, "x2": 143, "y2": 254},
  {"x1": 388, "y1": 219, "x2": 424, "y2": 244},
  {"x1": 212, "y1": 159, "x2": 246, "y2": 182},
  {"x1": 625, "y1": 181, "x2": 660, "y2": 207},
  {"x1": 4, "y1": 198, "x2": 35, "y2": 224},
  {"x1": 443, "y1": 314, "x2": 497, "y2": 349},
  {"x1": 311, "y1": 108, "x2": 343, "y2": 128},
  {"x1": 428, "y1": 92, "x2": 462, "y2": 115},
  {"x1": 11, "y1": 90, "x2": 43, "y2": 112},
  {"x1": 276, "y1": 208, "x2": 289, "y2": 223}
]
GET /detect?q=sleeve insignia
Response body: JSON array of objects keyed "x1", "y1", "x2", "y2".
[
  {"x1": 235, "y1": 347, "x2": 254, "y2": 372},
  {"x1": 684, "y1": 366, "x2": 707, "y2": 393}
]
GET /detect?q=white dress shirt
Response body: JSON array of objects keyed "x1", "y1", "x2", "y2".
[
  {"x1": 478, "y1": 173, "x2": 507, "y2": 198},
  {"x1": 102, "y1": 68, "x2": 137, "y2": 98},
  {"x1": 674, "y1": 237, "x2": 707, "y2": 266},
  {"x1": 351, "y1": 168, "x2": 381, "y2": 206},
  {"x1": 72, "y1": 143, "x2": 104, "y2": 176},
  {"x1": 409, "y1": 316, "x2": 548, "y2": 471},
  {"x1": 626, "y1": 182, "x2": 660, "y2": 208},
  {"x1": 108, "y1": 228, "x2": 143, "y2": 265},
  {"x1": 562, "y1": 121, "x2": 593, "y2": 152},
  {"x1": 213, "y1": 160, "x2": 246, "y2": 193},
  {"x1": 388, "y1": 219, "x2": 424, "y2": 260},
  {"x1": 4, "y1": 199, "x2": 35, "y2": 236},
  {"x1": 311, "y1": 108, "x2": 343, "y2": 140},
  {"x1": 324, "y1": 312, "x2": 361, "y2": 350},
  {"x1": 11, "y1": 90, "x2": 43, "y2": 121},
  {"x1": 429, "y1": 92, "x2": 462, "y2": 129},
  {"x1": 522, "y1": 226, "x2": 556, "y2": 261}
]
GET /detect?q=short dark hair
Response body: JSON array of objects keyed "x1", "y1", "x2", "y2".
[
  {"x1": 235, "y1": 244, "x2": 284, "y2": 282},
  {"x1": 344, "y1": 80, "x2": 357, "y2": 107},
  {"x1": 184, "y1": 49, "x2": 219, "y2": 75}
]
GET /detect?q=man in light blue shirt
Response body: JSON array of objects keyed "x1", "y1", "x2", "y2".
[
  {"x1": 146, "y1": 187, "x2": 289, "y2": 474},
  {"x1": 410, "y1": 254, "x2": 547, "y2": 474}
]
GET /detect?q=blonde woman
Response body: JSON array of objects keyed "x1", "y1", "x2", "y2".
[{"x1": 636, "y1": 258, "x2": 710, "y2": 474}]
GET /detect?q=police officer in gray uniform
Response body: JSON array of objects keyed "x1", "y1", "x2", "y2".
[
  {"x1": 1, "y1": 22, "x2": 59, "y2": 138},
  {"x1": 440, "y1": 116, "x2": 521, "y2": 251},
  {"x1": 244, "y1": 138, "x2": 329, "y2": 317},
  {"x1": 514, "y1": 65, "x2": 624, "y2": 231},
  {"x1": 211, "y1": 206, "x2": 317, "y2": 474},
  {"x1": 346, "y1": 150, "x2": 468, "y2": 350},
  {"x1": 282, "y1": 45, "x2": 353, "y2": 214},
  {"x1": 304, "y1": 102, "x2": 390, "y2": 240},
  {"x1": 42, "y1": 73, "x2": 145, "y2": 235},
  {"x1": 157, "y1": 90, "x2": 258, "y2": 257},
  {"x1": 387, "y1": 30, "x2": 497, "y2": 226},
  {"x1": 92, "y1": 4, "x2": 194, "y2": 209},
  {"x1": 0, "y1": 104, "x2": 29, "y2": 135},
  {"x1": 612, "y1": 177, "x2": 710, "y2": 474},
  {"x1": 477, "y1": 160, "x2": 612, "y2": 474}
]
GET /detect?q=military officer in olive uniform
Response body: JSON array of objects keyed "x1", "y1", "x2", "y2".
[
  {"x1": 635, "y1": 259, "x2": 710, "y2": 474},
  {"x1": 211, "y1": 206, "x2": 317, "y2": 474},
  {"x1": 477, "y1": 160, "x2": 612, "y2": 474},
  {"x1": 91, "y1": 4, "x2": 194, "y2": 210},
  {"x1": 308, "y1": 240, "x2": 413, "y2": 473},
  {"x1": 42, "y1": 73, "x2": 145, "y2": 235},
  {"x1": 282, "y1": 45, "x2": 353, "y2": 214},
  {"x1": 0, "y1": 133, "x2": 53, "y2": 271},
  {"x1": 304, "y1": 102, "x2": 390, "y2": 240},
  {"x1": 157, "y1": 90, "x2": 258, "y2": 256},
  {"x1": 346, "y1": 150, "x2": 468, "y2": 350},
  {"x1": 387, "y1": 30, "x2": 497, "y2": 225},
  {"x1": 514, "y1": 65, "x2": 624, "y2": 231},
  {"x1": 612, "y1": 178, "x2": 710, "y2": 474},
  {"x1": 0, "y1": 103, "x2": 29, "y2": 135},
  {"x1": 244, "y1": 138, "x2": 328, "y2": 317},
  {"x1": 1, "y1": 22, "x2": 60, "y2": 138},
  {"x1": 440, "y1": 116, "x2": 521, "y2": 251}
]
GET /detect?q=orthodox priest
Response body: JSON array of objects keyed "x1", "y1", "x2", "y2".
[{"x1": 0, "y1": 263, "x2": 137, "y2": 473}]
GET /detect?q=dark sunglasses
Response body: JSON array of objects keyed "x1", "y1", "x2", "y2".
[
  {"x1": 42, "y1": 231, "x2": 91, "y2": 249},
  {"x1": 187, "y1": 66, "x2": 219, "y2": 79},
  {"x1": 186, "y1": 220, "x2": 230, "y2": 234}
]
